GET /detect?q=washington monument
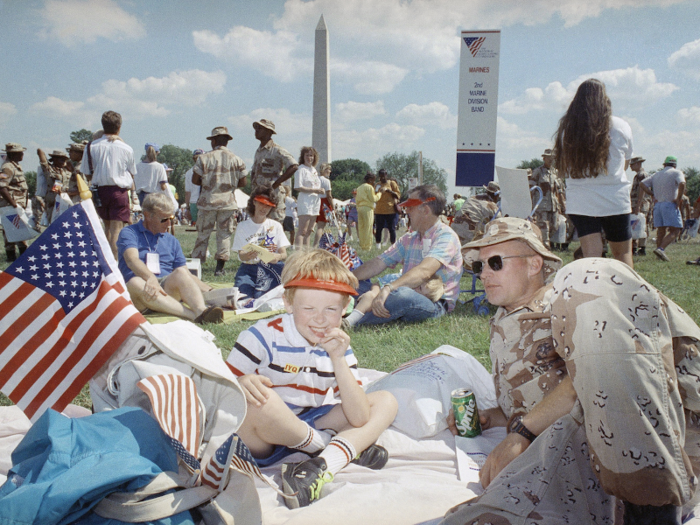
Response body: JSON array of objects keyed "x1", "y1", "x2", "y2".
[{"x1": 312, "y1": 15, "x2": 331, "y2": 166}]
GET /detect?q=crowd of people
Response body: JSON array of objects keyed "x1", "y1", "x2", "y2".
[{"x1": 2, "y1": 80, "x2": 700, "y2": 522}]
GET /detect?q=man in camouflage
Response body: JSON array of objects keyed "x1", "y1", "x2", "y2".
[
  {"x1": 444, "y1": 217, "x2": 700, "y2": 525},
  {"x1": 629, "y1": 156, "x2": 652, "y2": 255},
  {"x1": 191, "y1": 126, "x2": 247, "y2": 276},
  {"x1": 529, "y1": 149, "x2": 564, "y2": 250},
  {"x1": 0, "y1": 143, "x2": 29, "y2": 261},
  {"x1": 250, "y1": 119, "x2": 298, "y2": 222},
  {"x1": 38, "y1": 148, "x2": 72, "y2": 222}
]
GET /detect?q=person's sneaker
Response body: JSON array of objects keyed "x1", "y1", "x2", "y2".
[
  {"x1": 194, "y1": 305, "x2": 224, "y2": 324},
  {"x1": 654, "y1": 248, "x2": 670, "y2": 262},
  {"x1": 687, "y1": 258, "x2": 700, "y2": 266},
  {"x1": 351, "y1": 443, "x2": 389, "y2": 470},
  {"x1": 281, "y1": 457, "x2": 334, "y2": 509}
]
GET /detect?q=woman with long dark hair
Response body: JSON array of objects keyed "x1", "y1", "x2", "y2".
[{"x1": 553, "y1": 78, "x2": 634, "y2": 267}]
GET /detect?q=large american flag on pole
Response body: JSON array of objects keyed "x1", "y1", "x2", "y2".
[{"x1": 0, "y1": 199, "x2": 145, "y2": 421}]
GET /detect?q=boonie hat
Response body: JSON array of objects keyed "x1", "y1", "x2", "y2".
[
  {"x1": 630, "y1": 156, "x2": 645, "y2": 164},
  {"x1": 206, "y1": 126, "x2": 233, "y2": 141},
  {"x1": 464, "y1": 217, "x2": 562, "y2": 280},
  {"x1": 252, "y1": 119, "x2": 276, "y2": 134},
  {"x1": 3, "y1": 143, "x2": 26, "y2": 153},
  {"x1": 483, "y1": 181, "x2": 500, "y2": 193},
  {"x1": 66, "y1": 141, "x2": 87, "y2": 153},
  {"x1": 664, "y1": 155, "x2": 678, "y2": 165},
  {"x1": 48, "y1": 149, "x2": 69, "y2": 158},
  {"x1": 542, "y1": 149, "x2": 554, "y2": 157}
]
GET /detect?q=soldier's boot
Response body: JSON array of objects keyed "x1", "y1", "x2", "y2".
[
  {"x1": 638, "y1": 247, "x2": 646, "y2": 256},
  {"x1": 5, "y1": 247, "x2": 16, "y2": 262},
  {"x1": 18, "y1": 244, "x2": 27, "y2": 256},
  {"x1": 623, "y1": 502, "x2": 680, "y2": 525},
  {"x1": 214, "y1": 259, "x2": 226, "y2": 277},
  {"x1": 560, "y1": 243, "x2": 569, "y2": 251}
]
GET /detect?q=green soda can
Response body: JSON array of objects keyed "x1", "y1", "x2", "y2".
[{"x1": 451, "y1": 388, "x2": 481, "y2": 437}]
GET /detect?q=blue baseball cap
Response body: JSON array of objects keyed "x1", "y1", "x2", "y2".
[{"x1": 145, "y1": 142, "x2": 161, "y2": 152}]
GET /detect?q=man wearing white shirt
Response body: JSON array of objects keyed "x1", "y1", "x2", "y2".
[
  {"x1": 82, "y1": 111, "x2": 137, "y2": 257},
  {"x1": 184, "y1": 149, "x2": 204, "y2": 226}
]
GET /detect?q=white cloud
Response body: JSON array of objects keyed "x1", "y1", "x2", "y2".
[
  {"x1": 193, "y1": 27, "x2": 309, "y2": 83},
  {"x1": 332, "y1": 60, "x2": 409, "y2": 95},
  {"x1": 668, "y1": 39, "x2": 700, "y2": 79},
  {"x1": 334, "y1": 123, "x2": 425, "y2": 160},
  {"x1": 496, "y1": 116, "x2": 552, "y2": 154},
  {"x1": 678, "y1": 106, "x2": 700, "y2": 126},
  {"x1": 335, "y1": 101, "x2": 386, "y2": 122},
  {"x1": 396, "y1": 102, "x2": 457, "y2": 130},
  {"x1": 37, "y1": 0, "x2": 145, "y2": 46},
  {"x1": 0, "y1": 102, "x2": 18, "y2": 125},
  {"x1": 30, "y1": 70, "x2": 226, "y2": 125}
]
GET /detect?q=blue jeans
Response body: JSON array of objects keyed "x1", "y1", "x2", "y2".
[
  {"x1": 234, "y1": 261, "x2": 285, "y2": 300},
  {"x1": 356, "y1": 286, "x2": 448, "y2": 325}
]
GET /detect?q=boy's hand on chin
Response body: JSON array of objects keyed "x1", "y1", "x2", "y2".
[{"x1": 319, "y1": 327, "x2": 350, "y2": 359}]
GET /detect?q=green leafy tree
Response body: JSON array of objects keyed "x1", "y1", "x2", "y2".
[
  {"x1": 375, "y1": 151, "x2": 448, "y2": 198},
  {"x1": 330, "y1": 159, "x2": 371, "y2": 200},
  {"x1": 684, "y1": 166, "x2": 700, "y2": 204},
  {"x1": 70, "y1": 129, "x2": 93, "y2": 143},
  {"x1": 24, "y1": 171, "x2": 37, "y2": 197},
  {"x1": 157, "y1": 145, "x2": 194, "y2": 205},
  {"x1": 517, "y1": 158, "x2": 543, "y2": 170}
]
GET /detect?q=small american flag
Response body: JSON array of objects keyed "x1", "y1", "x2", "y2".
[
  {"x1": 137, "y1": 374, "x2": 202, "y2": 460},
  {"x1": 7, "y1": 214, "x2": 22, "y2": 229},
  {"x1": 319, "y1": 232, "x2": 362, "y2": 271},
  {"x1": 463, "y1": 36, "x2": 485, "y2": 57},
  {"x1": 0, "y1": 200, "x2": 145, "y2": 421}
]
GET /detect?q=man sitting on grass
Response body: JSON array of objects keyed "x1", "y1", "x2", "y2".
[
  {"x1": 351, "y1": 184, "x2": 462, "y2": 326},
  {"x1": 117, "y1": 193, "x2": 224, "y2": 324},
  {"x1": 226, "y1": 249, "x2": 398, "y2": 508},
  {"x1": 441, "y1": 217, "x2": 700, "y2": 525}
]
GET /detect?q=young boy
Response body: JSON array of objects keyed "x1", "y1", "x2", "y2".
[
  {"x1": 343, "y1": 274, "x2": 445, "y2": 328},
  {"x1": 226, "y1": 249, "x2": 398, "y2": 509}
]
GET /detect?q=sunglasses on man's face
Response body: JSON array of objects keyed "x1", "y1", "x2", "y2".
[
  {"x1": 472, "y1": 254, "x2": 531, "y2": 275},
  {"x1": 160, "y1": 215, "x2": 175, "y2": 223}
]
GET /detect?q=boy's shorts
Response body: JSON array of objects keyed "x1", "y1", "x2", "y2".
[
  {"x1": 254, "y1": 404, "x2": 335, "y2": 467},
  {"x1": 96, "y1": 185, "x2": 131, "y2": 223},
  {"x1": 654, "y1": 201, "x2": 683, "y2": 229}
]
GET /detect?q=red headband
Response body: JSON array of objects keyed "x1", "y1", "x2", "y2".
[
  {"x1": 284, "y1": 276, "x2": 358, "y2": 295},
  {"x1": 399, "y1": 196, "x2": 436, "y2": 208},
  {"x1": 254, "y1": 195, "x2": 276, "y2": 207}
]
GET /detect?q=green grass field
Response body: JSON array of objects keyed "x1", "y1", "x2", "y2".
[{"x1": 2, "y1": 223, "x2": 700, "y2": 409}]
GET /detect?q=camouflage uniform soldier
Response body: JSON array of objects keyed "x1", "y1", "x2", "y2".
[
  {"x1": 629, "y1": 155, "x2": 652, "y2": 255},
  {"x1": 443, "y1": 218, "x2": 700, "y2": 525},
  {"x1": 191, "y1": 126, "x2": 247, "y2": 276},
  {"x1": 529, "y1": 149, "x2": 563, "y2": 249},
  {"x1": 250, "y1": 119, "x2": 298, "y2": 222},
  {"x1": 38, "y1": 148, "x2": 72, "y2": 222},
  {"x1": 0, "y1": 143, "x2": 29, "y2": 261},
  {"x1": 66, "y1": 141, "x2": 89, "y2": 204}
]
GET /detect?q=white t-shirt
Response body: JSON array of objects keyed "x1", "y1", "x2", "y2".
[
  {"x1": 134, "y1": 161, "x2": 167, "y2": 193},
  {"x1": 565, "y1": 116, "x2": 634, "y2": 217},
  {"x1": 642, "y1": 166, "x2": 685, "y2": 203},
  {"x1": 184, "y1": 168, "x2": 200, "y2": 204},
  {"x1": 284, "y1": 196, "x2": 297, "y2": 218},
  {"x1": 320, "y1": 176, "x2": 331, "y2": 194},
  {"x1": 83, "y1": 137, "x2": 137, "y2": 189},
  {"x1": 295, "y1": 164, "x2": 321, "y2": 216},
  {"x1": 231, "y1": 218, "x2": 290, "y2": 263}
]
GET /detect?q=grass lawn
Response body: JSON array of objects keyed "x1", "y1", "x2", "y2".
[{"x1": 2, "y1": 223, "x2": 700, "y2": 409}]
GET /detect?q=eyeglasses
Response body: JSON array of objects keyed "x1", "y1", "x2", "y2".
[
  {"x1": 472, "y1": 254, "x2": 531, "y2": 275},
  {"x1": 160, "y1": 215, "x2": 174, "y2": 223}
]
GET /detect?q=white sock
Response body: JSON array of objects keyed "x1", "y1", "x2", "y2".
[
  {"x1": 344, "y1": 309, "x2": 364, "y2": 327},
  {"x1": 290, "y1": 424, "x2": 331, "y2": 454},
  {"x1": 319, "y1": 436, "x2": 357, "y2": 476}
]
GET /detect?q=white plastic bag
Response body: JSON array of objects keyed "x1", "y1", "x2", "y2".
[
  {"x1": 630, "y1": 213, "x2": 647, "y2": 239},
  {"x1": 366, "y1": 345, "x2": 497, "y2": 439},
  {"x1": 550, "y1": 213, "x2": 568, "y2": 243},
  {"x1": 0, "y1": 206, "x2": 39, "y2": 243},
  {"x1": 51, "y1": 192, "x2": 74, "y2": 223}
]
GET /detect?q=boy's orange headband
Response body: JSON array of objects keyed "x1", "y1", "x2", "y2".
[
  {"x1": 399, "y1": 196, "x2": 436, "y2": 208},
  {"x1": 284, "y1": 276, "x2": 358, "y2": 295},
  {"x1": 254, "y1": 195, "x2": 276, "y2": 207}
]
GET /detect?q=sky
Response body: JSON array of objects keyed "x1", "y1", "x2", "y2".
[{"x1": 1, "y1": 0, "x2": 700, "y2": 198}]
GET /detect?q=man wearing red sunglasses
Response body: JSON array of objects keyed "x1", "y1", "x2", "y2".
[
  {"x1": 349, "y1": 185, "x2": 462, "y2": 326},
  {"x1": 443, "y1": 217, "x2": 700, "y2": 525}
]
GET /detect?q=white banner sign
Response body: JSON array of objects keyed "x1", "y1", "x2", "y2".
[
  {"x1": 455, "y1": 30, "x2": 501, "y2": 188},
  {"x1": 408, "y1": 177, "x2": 419, "y2": 190}
]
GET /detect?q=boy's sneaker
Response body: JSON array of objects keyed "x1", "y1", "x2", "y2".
[
  {"x1": 281, "y1": 457, "x2": 334, "y2": 509},
  {"x1": 351, "y1": 443, "x2": 389, "y2": 470},
  {"x1": 654, "y1": 248, "x2": 670, "y2": 261}
]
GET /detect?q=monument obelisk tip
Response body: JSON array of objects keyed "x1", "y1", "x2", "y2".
[
  {"x1": 316, "y1": 14, "x2": 327, "y2": 30},
  {"x1": 312, "y1": 14, "x2": 331, "y2": 166}
]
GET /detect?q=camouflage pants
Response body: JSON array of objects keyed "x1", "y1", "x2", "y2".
[
  {"x1": 191, "y1": 208, "x2": 237, "y2": 261},
  {"x1": 533, "y1": 210, "x2": 555, "y2": 245},
  {"x1": 442, "y1": 259, "x2": 700, "y2": 524},
  {"x1": 252, "y1": 176, "x2": 286, "y2": 223}
]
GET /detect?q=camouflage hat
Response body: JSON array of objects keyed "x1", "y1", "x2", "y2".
[
  {"x1": 48, "y1": 149, "x2": 69, "y2": 158},
  {"x1": 3, "y1": 143, "x2": 26, "y2": 153},
  {"x1": 206, "y1": 126, "x2": 233, "y2": 140},
  {"x1": 66, "y1": 142, "x2": 87, "y2": 153},
  {"x1": 542, "y1": 148, "x2": 554, "y2": 157},
  {"x1": 483, "y1": 181, "x2": 500, "y2": 193},
  {"x1": 252, "y1": 119, "x2": 276, "y2": 134},
  {"x1": 630, "y1": 156, "x2": 645, "y2": 164},
  {"x1": 464, "y1": 217, "x2": 562, "y2": 279}
]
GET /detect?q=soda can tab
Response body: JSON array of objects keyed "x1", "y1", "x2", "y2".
[{"x1": 451, "y1": 388, "x2": 482, "y2": 437}]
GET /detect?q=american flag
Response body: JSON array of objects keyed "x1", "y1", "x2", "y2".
[
  {"x1": 0, "y1": 200, "x2": 145, "y2": 421},
  {"x1": 7, "y1": 214, "x2": 22, "y2": 229},
  {"x1": 137, "y1": 374, "x2": 202, "y2": 460},
  {"x1": 463, "y1": 36, "x2": 485, "y2": 57},
  {"x1": 319, "y1": 232, "x2": 362, "y2": 271}
]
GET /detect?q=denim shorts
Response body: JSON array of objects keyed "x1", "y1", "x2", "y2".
[{"x1": 653, "y1": 201, "x2": 683, "y2": 229}]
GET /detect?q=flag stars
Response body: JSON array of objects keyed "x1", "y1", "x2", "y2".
[
  {"x1": 45, "y1": 282, "x2": 53, "y2": 288},
  {"x1": 79, "y1": 292, "x2": 85, "y2": 299},
  {"x1": 53, "y1": 243, "x2": 60, "y2": 250},
  {"x1": 65, "y1": 241, "x2": 73, "y2": 249},
  {"x1": 57, "y1": 271, "x2": 65, "y2": 277},
  {"x1": 42, "y1": 254, "x2": 50, "y2": 260},
  {"x1": 31, "y1": 274, "x2": 39, "y2": 280},
  {"x1": 15, "y1": 267, "x2": 24, "y2": 274},
  {"x1": 51, "y1": 233, "x2": 59, "y2": 240},
  {"x1": 71, "y1": 281, "x2": 77, "y2": 288},
  {"x1": 82, "y1": 271, "x2": 89, "y2": 278},
  {"x1": 81, "y1": 260, "x2": 89, "y2": 267},
  {"x1": 64, "y1": 231, "x2": 72, "y2": 238},
  {"x1": 59, "y1": 280, "x2": 66, "y2": 287},
  {"x1": 67, "y1": 302, "x2": 74, "y2": 308},
  {"x1": 55, "y1": 253, "x2": 62, "y2": 260},
  {"x1": 76, "y1": 231, "x2": 84, "y2": 238},
  {"x1": 45, "y1": 272, "x2": 52, "y2": 279},
  {"x1": 27, "y1": 256, "x2": 36, "y2": 262},
  {"x1": 70, "y1": 291, "x2": 77, "y2": 297},
  {"x1": 78, "y1": 241, "x2": 86, "y2": 248},
  {"x1": 69, "y1": 261, "x2": 76, "y2": 268},
  {"x1": 80, "y1": 251, "x2": 87, "y2": 258},
  {"x1": 29, "y1": 264, "x2": 37, "y2": 271},
  {"x1": 59, "y1": 290, "x2": 66, "y2": 297}
]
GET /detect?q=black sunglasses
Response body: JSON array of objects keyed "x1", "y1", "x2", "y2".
[
  {"x1": 160, "y1": 215, "x2": 175, "y2": 223},
  {"x1": 472, "y1": 254, "x2": 531, "y2": 275}
]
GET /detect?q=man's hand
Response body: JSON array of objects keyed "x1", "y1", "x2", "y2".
[
  {"x1": 239, "y1": 374, "x2": 274, "y2": 407},
  {"x1": 480, "y1": 432, "x2": 530, "y2": 488},
  {"x1": 447, "y1": 406, "x2": 508, "y2": 435},
  {"x1": 371, "y1": 286, "x2": 392, "y2": 318},
  {"x1": 319, "y1": 327, "x2": 351, "y2": 360},
  {"x1": 143, "y1": 275, "x2": 164, "y2": 301}
]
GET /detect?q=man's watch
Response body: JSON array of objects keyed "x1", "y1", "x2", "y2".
[{"x1": 509, "y1": 416, "x2": 537, "y2": 443}]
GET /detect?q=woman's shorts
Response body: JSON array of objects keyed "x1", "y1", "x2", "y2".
[
  {"x1": 568, "y1": 213, "x2": 631, "y2": 242},
  {"x1": 653, "y1": 201, "x2": 683, "y2": 229},
  {"x1": 283, "y1": 216, "x2": 295, "y2": 232},
  {"x1": 97, "y1": 186, "x2": 131, "y2": 223}
]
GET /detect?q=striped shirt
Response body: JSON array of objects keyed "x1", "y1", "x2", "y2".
[{"x1": 226, "y1": 314, "x2": 360, "y2": 413}]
